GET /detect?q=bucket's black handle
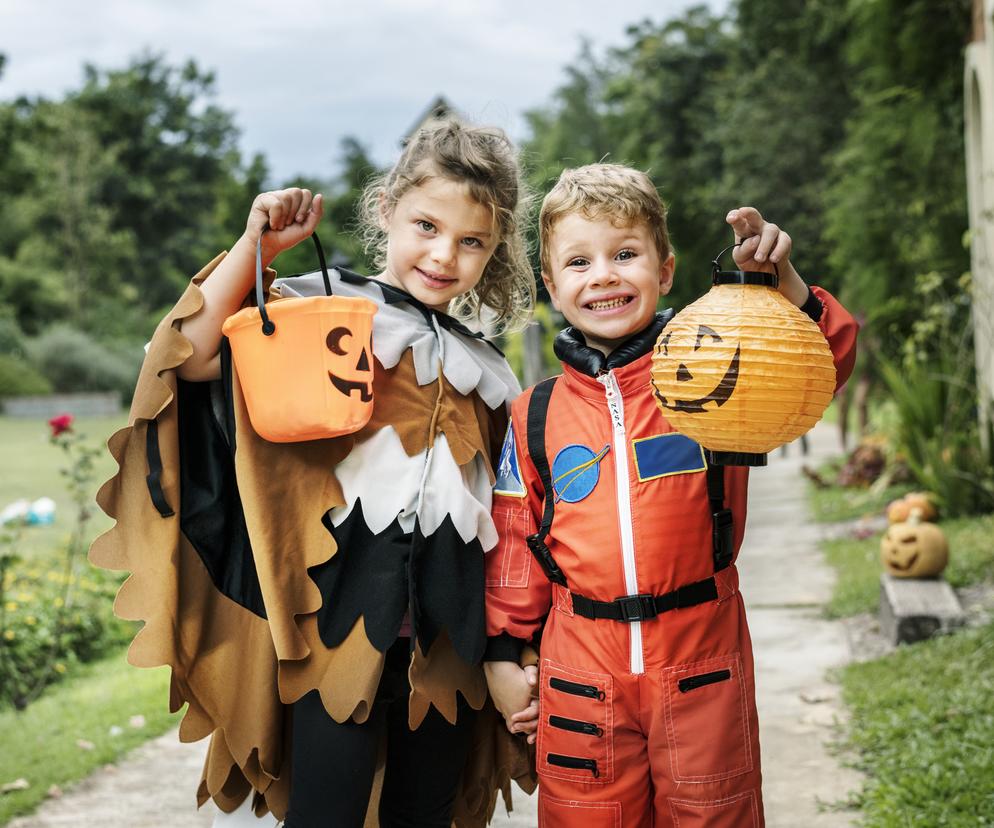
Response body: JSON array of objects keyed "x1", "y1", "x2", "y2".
[
  {"x1": 711, "y1": 242, "x2": 780, "y2": 287},
  {"x1": 255, "y1": 227, "x2": 333, "y2": 336}
]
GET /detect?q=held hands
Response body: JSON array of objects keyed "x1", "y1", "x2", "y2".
[
  {"x1": 245, "y1": 188, "x2": 324, "y2": 266},
  {"x1": 725, "y1": 207, "x2": 809, "y2": 307},
  {"x1": 484, "y1": 661, "x2": 540, "y2": 744}
]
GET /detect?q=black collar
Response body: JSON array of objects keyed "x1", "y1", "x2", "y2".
[
  {"x1": 336, "y1": 267, "x2": 502, "y2": 353},
  {"x1": 554, "y1": 310, "x2": 674, "y2": 376}
]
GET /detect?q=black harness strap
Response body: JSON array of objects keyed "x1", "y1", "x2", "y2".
[
  {"x1": 524, "y1": 377, "x2": 567, "y2": 586},
  {"x1": 707, "y1": 463, "x2": 734, "y2": 572},
  {"x1": 522, "y1": 376, "x2": 734, "y2": 622}
]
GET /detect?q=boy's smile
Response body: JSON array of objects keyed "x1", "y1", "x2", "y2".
[{"x1": 543, "y1": 214, "x2": 675, "y2": 356}]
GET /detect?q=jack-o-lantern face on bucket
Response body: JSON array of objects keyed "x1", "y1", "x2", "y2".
[
  {"x1": 880, "y1": 519, "x2": 949, "y2": 578},
  {"x1": 326, "y1": 326, "x2": 373, "y2": 403},
  {"x1": 653, "y1": 325, "x2": 740, "y2": 414}
]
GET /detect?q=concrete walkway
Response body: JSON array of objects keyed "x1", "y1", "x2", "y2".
[{"x1": 8, "y1": 424, "x2": 860, "y2": 827}]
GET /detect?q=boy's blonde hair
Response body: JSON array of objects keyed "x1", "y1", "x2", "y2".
[
  {"x1": 539, "y1": 164, "x2": 671, "y2": 274},
  {"x1": 360, "y1": 120, "x2": 535, "y2": 333}
]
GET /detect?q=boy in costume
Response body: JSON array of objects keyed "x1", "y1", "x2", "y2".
[{"x1": 483, "y1": 164, "x2": 858, "y2": 827}]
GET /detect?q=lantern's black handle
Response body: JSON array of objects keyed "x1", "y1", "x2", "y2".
[
  {"x1": 255, "y1": 227, "x2": 333, "y2": 336},
  {"x1": 711, "y1": 242, "x2": 780, "y2": 288}
]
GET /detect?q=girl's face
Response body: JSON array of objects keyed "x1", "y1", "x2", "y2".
[{"x1": 380, "y1": 176, "x2": 499, "y2": 313}]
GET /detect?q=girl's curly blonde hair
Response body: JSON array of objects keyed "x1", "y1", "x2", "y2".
[{"x1": 359, "y1": 120, "x2": 535, "y2": 333}]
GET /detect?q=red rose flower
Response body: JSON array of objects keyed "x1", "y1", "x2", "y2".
[{"x1": 48, "y1": 413, "x2": 74, "y2": 436}]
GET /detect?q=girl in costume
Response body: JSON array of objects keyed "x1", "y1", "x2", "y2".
[{"x1": 91, "y1": 121, "x2": 535, "y2": 827}]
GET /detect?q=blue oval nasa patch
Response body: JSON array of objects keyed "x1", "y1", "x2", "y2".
[{"x1": 552, "y1": 443, "x2": 610, "y2": 503}]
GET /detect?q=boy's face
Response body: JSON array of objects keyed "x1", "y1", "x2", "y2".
[{"x1": 543, "y1": 213, "x2": 675, "y2": 356}]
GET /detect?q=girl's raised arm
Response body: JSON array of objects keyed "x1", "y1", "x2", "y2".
[{"x1": 177, "y1": 188, "x2": 323, "y2": 381}]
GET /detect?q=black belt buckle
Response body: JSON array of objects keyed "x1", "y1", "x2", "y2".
[
  {"x1": 526, "y1": 533, "x2": 568, "y2": 586},
  {"x1": 712, "y1": 508, "x2": 734, "y2": 570},
  {"x1": 617, "y1": 594, "x2": 656, "y2": 622}
]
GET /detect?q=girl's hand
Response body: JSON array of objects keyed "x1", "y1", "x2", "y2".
[
  {"x1": 245, "y1": 188, "x2": 324, "y2": 265},
  {"x1": 726, "y1": 206, "x2": 791, "y2": 272},
  {"x1": 508, "y1": 699, "x2": 540, "y2": 744},
  {"x1": 484, "y1": 661, "x2": 538, "y2": 726}
]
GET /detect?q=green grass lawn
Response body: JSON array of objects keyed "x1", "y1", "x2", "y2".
[
  {"x1": 837, "y1": 619, "x2": 994, "y2": 826},
  {"x1": 0, "y1": 414, "x2": 127, "y2": 559},
  {"x1": 822, "y1": 512, "x2": 994, "y2": 618},
  {"x1": 0, "y1": 648, "x2": 183, "y2": 824}
]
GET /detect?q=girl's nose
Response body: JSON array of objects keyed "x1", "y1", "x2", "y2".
[{"x1": 431, "y1": 238, "x2": 457, "y2": 266}]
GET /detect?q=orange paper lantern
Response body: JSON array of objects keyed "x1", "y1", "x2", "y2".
[
  {"x1": 222, "y1": 232, "x2": 377, "y2": 443},
  {"x1": 650, "y1": 246, "x2": 835, "y2": 465}
]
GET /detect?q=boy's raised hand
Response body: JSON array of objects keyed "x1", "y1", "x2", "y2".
[
  {"x1": 726, "y1": 206, "x2": 810, "y2": 307},
  {"x1": 726, "y1": 207, "x2": 790, "y2": 271},
  {"x1": 246, "y1": 188, "x2": 324, "y2": 266}
]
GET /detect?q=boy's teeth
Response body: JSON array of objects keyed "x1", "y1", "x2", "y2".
[{"x1": 588, "y1": 297, "x2": 631, "y2": 310}]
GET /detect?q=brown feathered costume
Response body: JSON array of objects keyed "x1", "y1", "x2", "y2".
[{"x1": 90, "y1": 254, "x2": 535, "y2": 824}]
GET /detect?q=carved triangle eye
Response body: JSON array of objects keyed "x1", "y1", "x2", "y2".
[
  {"x1": 694, "y1": 325, "x2": 722, "y2": 350},
  {"x1": 356, "y1": 348, "x2": 370, "y2": 371}
]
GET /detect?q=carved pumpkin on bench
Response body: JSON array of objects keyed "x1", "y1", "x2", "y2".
[{"x1": 880, "y1": 510, "x2": 949, "y2": 578}]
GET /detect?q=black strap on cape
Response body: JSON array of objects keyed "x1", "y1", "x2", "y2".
[
  {"x1": 145, "y1": 419, "x2": 175, "y2": 518},
  {"x1": 523, "y1": 375, "x2": 733, "y2": 622}
]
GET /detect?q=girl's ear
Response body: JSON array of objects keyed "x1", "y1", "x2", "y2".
[
  {"x1": 542, "y1": 271, "x2": 561, "y2": 311},
  {"x1": 378, "y1": 193, "x2": 391, "y2": 232}
]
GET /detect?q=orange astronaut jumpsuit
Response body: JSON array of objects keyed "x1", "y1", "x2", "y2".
[{"x1": 485, "y1": 286, "x2": 858, "y2": 828}]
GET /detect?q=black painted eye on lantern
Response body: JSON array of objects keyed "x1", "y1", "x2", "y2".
[
  {"x1": 654, "y1": 326, "x2": 740, "y2": 414},
  {"x1": 327, "y1": 326, "x2": 373, "y2": 402}
]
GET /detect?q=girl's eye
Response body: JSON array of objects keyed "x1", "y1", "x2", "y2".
[
  {"x1": 462, "y1": 237, "x2": 483, "y2": 248},
  {"x1": 616, "y1": 249, "x2": 636, "y2": 261},
  {"x1": 567, "y1": 257, "x2": 589, "y2": 268},
  {"x1": 417, "y1": 220, "x2": 435, "y2": 232}
]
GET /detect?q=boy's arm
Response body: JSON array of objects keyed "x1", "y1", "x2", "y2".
[
  {"x1": 801, "y1": 286, "x2": 859, "y2": 391},
  {"x1": 484, "y1": 404, "x2": 552, "y2": 725},
  {"x1": 484, "y1": 404, "x2": 553, "y2": 663}
]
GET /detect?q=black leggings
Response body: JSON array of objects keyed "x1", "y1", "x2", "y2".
[{"x1": 284, "y1": 638, "x2": 476, "y2": 828}]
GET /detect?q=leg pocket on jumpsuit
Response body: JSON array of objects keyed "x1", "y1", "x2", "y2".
[
  {"x1": 540, "y1": 793, "x2": 622, "y2": 828},
  {"x1": 663, "y1": 653, "x2": 753, "y2": 783},
  {"x1": 537, "y1": 658, "x2": 614, "y2": 785},
  {"x1": 669, "y1": 790, "x2": 760, "y2": 828}
]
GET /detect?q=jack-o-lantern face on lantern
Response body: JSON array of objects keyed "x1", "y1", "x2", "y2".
[
  {"x1": 653, "y1": 325, "x2": 740, "y2": 414},
  {"x1": 880, "y1": 519, "x2": 949, "y2": 578},
  {"x1": 326, "y1": 326, "x2": 373, "y2": 403}
]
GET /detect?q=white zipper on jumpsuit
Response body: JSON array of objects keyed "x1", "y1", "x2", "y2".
[{"x1": 597, "y1": 369, "x2": 644, "y2": 675}]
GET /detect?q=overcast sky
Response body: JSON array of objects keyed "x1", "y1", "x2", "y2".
[{"x1": 2, "y1": 0, "x2": 726, "y2": 183}]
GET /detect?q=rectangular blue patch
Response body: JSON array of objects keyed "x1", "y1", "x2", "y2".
[{"x1": 632, "y1": 433, "x2": 706, "y2": 482}]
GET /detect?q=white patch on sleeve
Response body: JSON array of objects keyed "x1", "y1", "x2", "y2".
[{"x1": 494, "y1": 421, "x2": 526, "y2": 498}]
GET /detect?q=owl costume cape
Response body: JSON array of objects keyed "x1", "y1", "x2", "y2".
[{"x1": 90, "y1": 253, "x2": 535, "y2": 823}]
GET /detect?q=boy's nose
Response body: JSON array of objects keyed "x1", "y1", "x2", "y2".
[{"x1": 590, "y1": 260, "x2": 620, "y2": 286}]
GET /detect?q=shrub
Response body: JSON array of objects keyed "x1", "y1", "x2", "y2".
[
  {"x1": 26, "y1": 325, "x2": 140, "y2": 397},
  {"x1": 0, "y1": 354, "x2": 53, "y2": 397},
  {"x1": 0, "y1": 551, "x2": 132, "y2": 709}
]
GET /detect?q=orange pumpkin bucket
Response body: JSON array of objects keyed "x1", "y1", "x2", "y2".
[{"x1": 221, "y1": 231, "x2": 377, "y2": 443}]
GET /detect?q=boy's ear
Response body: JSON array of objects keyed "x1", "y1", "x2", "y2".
[
  {"x1": 541, "y1": 271, "x2": 561, "y2": 311},
  {"x1": 658, "y1": 252, "x2": 676, "y2": 296}
]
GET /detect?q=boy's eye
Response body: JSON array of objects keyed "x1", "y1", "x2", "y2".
[
  {"x1": 416, "y1": 219, "x2": 435, "y2": 232},
  {"x1": 566, "y1": 257, "x2": 589, "y2": 268},
  {"x1": 616, "y1": 249, "x2": 636, "y2": 261}
]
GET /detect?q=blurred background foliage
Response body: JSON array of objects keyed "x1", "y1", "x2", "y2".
[{"x1": 0, "y1": 0, "x2": 988, "y2": 513}]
